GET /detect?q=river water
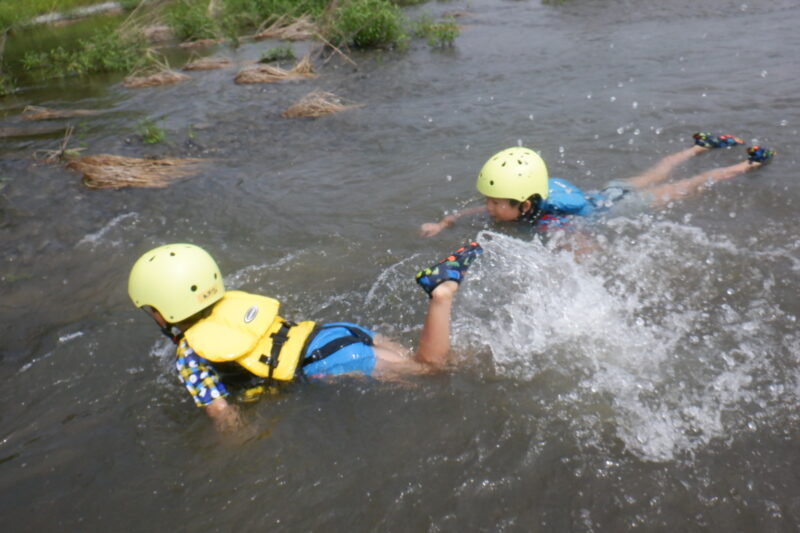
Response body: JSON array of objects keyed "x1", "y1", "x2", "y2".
[{"x1": 1, "y1": 0, "x2": 799, "y2": 530}]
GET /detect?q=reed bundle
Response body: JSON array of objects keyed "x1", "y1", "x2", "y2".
[
  {"x1": 22, "y1": 106, "x2": 100, "y2": 121},
  {"x1": 234, "y1": 55, "x2": 315, "y2": 84},
  {"x1": 67, "y1": 155, "x2": 207, "y2": 189},
  {"x1": 282, "y1": 91, "x2": 360, "y2": 118},
  {"x1": 254, "y1": 16, "x2": 317, "y2": 41},
  {"x1": 123, "y1": 70, "x2": 190, "y2": 88},
  {"x1": 183, "y1": 56, "x2": 232, "y2": 71},
  {"x1": 179, "y1": 38, "x2": 224, "y2": 50}
]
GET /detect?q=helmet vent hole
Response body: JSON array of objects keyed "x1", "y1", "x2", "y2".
[
  {"x1": 170, "y1": 252, "x2": 175, "y2": 257},
  {"x1": 501, "y1": 162, "x2": 506, "y2": 167},
  {"x1": 190, "y1": 285, "x2": 197, "y2": 292},
  {"x1": 214, "y1": 273, "x2": 218, "y2": 279},
  {"x1": 489, "y1": 180, "x2": 494, "y2": 185},
  {"x1": 517, "y1": 160, "x2": 523, "y2": 165}
]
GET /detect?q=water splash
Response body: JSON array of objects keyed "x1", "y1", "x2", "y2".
[{"x1": 450, "y1": 222, "x2": 796, "y2": 462}]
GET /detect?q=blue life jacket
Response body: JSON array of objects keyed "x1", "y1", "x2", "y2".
[{"x1": 540, "y1": 178, "x2": 594, "y2": 217}]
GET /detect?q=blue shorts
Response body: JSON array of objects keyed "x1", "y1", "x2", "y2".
[
  {"x1": 300, "y1": 322, "x2": 376, "y2": 378},
  {"x1": 588, "y1": 180, "x2": 653, "y2": 216}
]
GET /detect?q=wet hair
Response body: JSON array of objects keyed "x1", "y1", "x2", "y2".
[{"x1": 510, "y1": 194, "x2": 543, "y2": 223}]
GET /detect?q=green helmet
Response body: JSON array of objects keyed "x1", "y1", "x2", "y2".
[
  {"x1": 476, "y1": 147, "x2": 549, "y2": 202},
  {"x1": 128, "y1": 243, "x2": 225, "y2": 323}
]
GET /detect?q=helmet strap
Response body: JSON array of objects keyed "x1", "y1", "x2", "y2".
[
  {"x1": 141, "y1": 307, "x2": 183, "y2": 345},
  {"x1": 160, "y1": 324, "x2": 183, "y2": 345}
]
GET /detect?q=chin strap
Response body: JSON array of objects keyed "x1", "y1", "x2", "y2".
[
  {"x1": 142, "y1": 307, "x2": 183, "y2": 345},
  {"x1": 160, "y1": 325, "x2": 183, "y2": 345}
]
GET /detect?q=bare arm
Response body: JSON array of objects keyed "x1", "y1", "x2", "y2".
[
  {"x1": 419, "y1": 206, "x2": 487, "y2": 237},
  {"x1": 548, "y1": 227, "x2": 599, "y2": 263},
  {"x1": 204, "y1": 397, "x2": 244, "y2": 433},
  {"x1": 569, "y1": 229, "x2": 600, "y2": 262}
]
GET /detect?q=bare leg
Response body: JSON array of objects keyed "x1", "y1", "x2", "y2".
[
  {"x1": 624, "y1": 146, "x2": 707, "y2": 190},
  {"x1": 414, "y1": 281, "x2": 458, "y2": 367},
  {"x1": 370, "y1": 281, "x2": 460, "y2": 378},
  {"x1": 648, "y1": 160, "x2": 758, "y2": 208}
]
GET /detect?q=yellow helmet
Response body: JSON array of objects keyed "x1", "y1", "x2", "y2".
[
  {"x1": 128, "y1": 243, "x2": 225, "y2": 323},
  {"x1": 476, "y1": 147, "x2": 549, "y2": 202}
]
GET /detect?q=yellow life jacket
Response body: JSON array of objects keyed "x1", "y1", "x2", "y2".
[{"x1": 183, "y1": 290, "x2": 316, "y2": 381}]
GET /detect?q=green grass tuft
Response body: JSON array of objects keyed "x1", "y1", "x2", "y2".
[
  {"x1": 412, "y1": 13, "x2": 458, "y2": 48},
  {"x1": 259, "y1": 43, "x2": 295, "y2": 63},
  {"x1": 328, "y1": 0, "x2": 407, "y2": 50},
  {"x1": 20, "y1": 29, "x2": 144, "y2": 79},
  {"x1": 138, "y1": 118, "x2": 166, "y2": 144}
]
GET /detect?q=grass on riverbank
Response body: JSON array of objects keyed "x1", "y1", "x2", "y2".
[
  {"x1": 1, "y1": 0, "x2": 460, "y2": 96},
  {"x1": 19, "y1": 29, "x2": 146, "y2": 79},
  {"x1": 0, "y1": 0, "x2": 104, "y2": 29}
]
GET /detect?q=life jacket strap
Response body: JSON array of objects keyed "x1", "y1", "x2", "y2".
[{"x1": 258, "y1": 321, "x2": 296, "y2": 380}]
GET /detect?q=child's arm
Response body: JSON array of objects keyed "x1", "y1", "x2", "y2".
[
  {"x1": 569, "y1": 229, "x2": 600, "y2": 262},
  {"x1": 546, "y1": 225, "x2": 599, "y2": 262},
  {"x1": 176, "y1": 345, "x2": 244, "y2": 433},
  {"x1": 419, "y1": 206, "x2": 487, "y2": 237},
  {"x1": 205, "y1": 397, "x2": 244, "y2": 433}
]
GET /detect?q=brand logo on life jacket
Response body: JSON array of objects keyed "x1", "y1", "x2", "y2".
[{"x1": 243, "y1": 305, "x2": 259, "y2": 323}]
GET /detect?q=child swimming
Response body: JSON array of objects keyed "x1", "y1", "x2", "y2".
[
  {"x1": 128, "y1": 242, "x2": 482, "y2": 432},
  {"x1": 419, "y1": 133, "x2": 776, "y2": 238}
]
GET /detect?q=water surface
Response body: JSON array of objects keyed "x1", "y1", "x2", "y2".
[{"x1": 1, "y1": 0, "x2": 799, "y2": 530}]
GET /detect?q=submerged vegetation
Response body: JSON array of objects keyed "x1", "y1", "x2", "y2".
[
  {"x1": 259, "y1": 43, "x2": 295, "y2": 63},
  {"x1": 20, "y1": 30, "x2": 144, "y2": 79},
  {"x1": 412, "y1": 13, "x2": 458, "y2": 48},
  {"x1": 0, "y1": 0, "x2": 461, "y2": 94},
  {"x1": 138, "y1": 118, "x2": 166, "y2": 144}
]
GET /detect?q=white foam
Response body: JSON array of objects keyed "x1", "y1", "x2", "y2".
[
  {"x1": 450, "y1": 222, "x2": 796, "y2": 462},
  {"x1": 77, "y1": 212, "x2": 139, "y2": 248}
]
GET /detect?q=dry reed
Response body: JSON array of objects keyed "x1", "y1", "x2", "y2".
[
  {"x1": 282, "y1": 91, "x2": 361, "y2": 118},
  {"x1": 254, "y1": 15, "x2": 317, "y2": 41},
  {"x1": 1, "y1": 124, "x2": 66, "y2": 138},
  {"x1": 67, "y1": 155, "x2": 207, "y2": 189},
  {"x1": 179, "y1": 38, "x2": 224, "y2": 50},
  {"x1": 234, "y1": 54, "x2": 316, "y2": 84},
  {"x1": 183, "y1": 56, "x2": 232, "y2": 71},
  {"x1": 123, "y1": 70, "x2": 190, "y2": 88},
  {"x1": 32, "y1": 126, "x2": 86, "y2": 163},
  {"x1": 22, "y1": 106, "x2": 101, "y2": 121},
  {"x1": 141, "y1": 25, "x2": 175, "y2": 43}
]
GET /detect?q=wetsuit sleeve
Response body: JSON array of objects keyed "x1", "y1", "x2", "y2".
[{"x1": 175, "y1": 341, "x2": 229, "y2": 407}]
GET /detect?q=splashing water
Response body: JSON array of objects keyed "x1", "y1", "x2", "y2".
[{"x1": 447, "y1": 221, "x2": 796, "y2": 462}]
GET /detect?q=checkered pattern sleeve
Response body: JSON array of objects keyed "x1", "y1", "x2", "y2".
[{"x1": 175, "y1": 340, "x2": 229, "y2": 407}]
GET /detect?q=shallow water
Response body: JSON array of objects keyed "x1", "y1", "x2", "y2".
[{"x1": 1, "y1": 0, "x2": 799, "y2": 531}]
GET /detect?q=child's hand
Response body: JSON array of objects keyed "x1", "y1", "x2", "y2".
[{"x1": 419, "y1": 221, "x2": 446, "y2": 237}]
